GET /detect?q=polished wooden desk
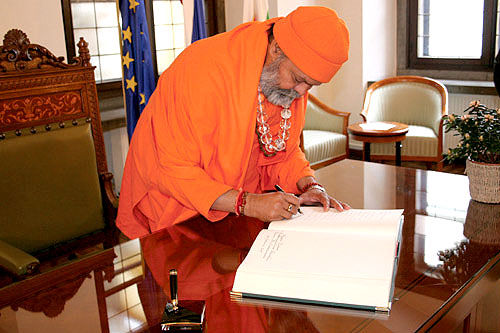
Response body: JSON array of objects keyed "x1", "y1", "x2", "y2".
[
  {"x1": 1, "y1": 160, "x2": 500, "y2": 332},
  {"x1": 348, "y1": 122, "x2": 409, "y2": 166}
]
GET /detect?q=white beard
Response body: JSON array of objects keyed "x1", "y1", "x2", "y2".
[{"x1": 259, "y1": 57, "x2": 299, "y2": 107}]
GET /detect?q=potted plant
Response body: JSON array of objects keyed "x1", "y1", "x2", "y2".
[{"x1": 443, "y1": 101, "x2": 500, "y2": 203}]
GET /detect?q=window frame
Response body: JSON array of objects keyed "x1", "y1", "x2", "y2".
[
  {"x1": 398, "y1": 0, "x2": 498, "y2": 80},
  {"x1": 61, "y1": 0, "x2": 226, "y2": 94},
  {"x1": 407, "y1": 0, "x2": 498, "y2": 71}
]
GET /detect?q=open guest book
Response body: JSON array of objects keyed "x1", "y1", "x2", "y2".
[{"x1": 231, "y1": 207, "x2": 404, "y2": 312}]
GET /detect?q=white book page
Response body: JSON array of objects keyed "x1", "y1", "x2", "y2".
[
  {"x1": 269, "y1": 207, "x2": 403, "y2": 237},
  {"x1": 232, "y1": 229, "x2": 398, "y2": 308},
  {"x1": 359, "y1": 122, "x2": 396, "y2": 131}
]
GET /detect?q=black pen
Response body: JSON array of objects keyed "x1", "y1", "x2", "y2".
[
  {"x1": 274, "y1": 184, "x2": 303, "y2": 214},
  {"x1": 169, "y1": 269, "x2": 179, "y2": 312}
]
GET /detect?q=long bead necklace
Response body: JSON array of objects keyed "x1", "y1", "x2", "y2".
[{"x1": 255, "y1": 86, "x2": 292, "y2": 157}]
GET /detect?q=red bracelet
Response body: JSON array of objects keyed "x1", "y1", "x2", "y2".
[
  {"x1": 235, "y1": 189, "x2": 244, "y2": 216},
  {"x1": 300, "y1": 182, "x2": 325, "y2": 193},
  {"x1": 240, "y1": 191, "x2": 248, "y2": 216},
  {"x1": 235, "y1": 189, "x2": 248, "y2": 216}
]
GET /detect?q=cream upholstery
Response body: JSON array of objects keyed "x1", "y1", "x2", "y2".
[
  {"x1": 302, "y1": 94, "x2": 350, "y2": 169},
  {"x1": 361, "y1": 76, "x2": 448, "y2": 170},
  {"x1": 371, "y1": 125, "x2": 437, "y2": 157}
]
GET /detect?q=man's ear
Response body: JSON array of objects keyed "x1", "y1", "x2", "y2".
[
  {"x1": 264, "y1": 39, "x2": 281, "y2": 65},
  {"x1": 270, "y1": 39, "x2": 282, "y2": 58}
]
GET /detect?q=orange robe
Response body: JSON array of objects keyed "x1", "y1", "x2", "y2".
[
  {"x1": 140, "y1": 216, "x2": 269, "y2": 332},
  {"x1": 117, "y1": 18, "x2": 314, "y2": 239}
]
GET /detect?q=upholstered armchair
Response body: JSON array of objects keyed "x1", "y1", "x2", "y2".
[
  {"x1": 360, "y1": 76, "x2": 448, "y2": 170},
  {"x1": 301, "y1": 94, "x2": 350, "y2": 169},
  {"x1": 0, "y1": 29, "x2": 118, "y2": 278}
]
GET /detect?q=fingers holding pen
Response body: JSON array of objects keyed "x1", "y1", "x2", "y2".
[
  {"x1": 279, "y1": 192, "x2": 300, "y2": 219},
  {"x1": 274, "y1": 185, "x2": 301, "y2": 218},
  {"x1": 245, "y1": 192, "x2": 300, "y2": 221}
]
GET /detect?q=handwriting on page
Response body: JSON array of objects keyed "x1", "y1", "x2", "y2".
[{"x1": 259, "y1": 232, "x2": 286, "y2": 261}]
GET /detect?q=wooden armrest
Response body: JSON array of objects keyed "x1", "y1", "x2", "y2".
[
  {"x1": 308, "y1": 94, "x2": 351, "y2": 136},
  {"x1": 0, "y1": 240, "x2": 39, "y2": 276},
  {"x1": 100, "y1": 172, "x2": 118, "y2": 224},
  {"x1": 309, "y1": 94, "x2": 351, "y2": 118},
  {"x1": 99, "y1": 172, "x2": 122, "y2": 246}
]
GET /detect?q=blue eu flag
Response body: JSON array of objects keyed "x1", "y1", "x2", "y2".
[
  {"x1": 191, "y1": 0, "x2": 207, "y2": 43},
  {"x1": 119, "y1": 0, "x2": 156, "y2": 140}
]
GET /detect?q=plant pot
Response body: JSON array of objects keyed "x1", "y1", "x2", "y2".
[
  {"x1": 466, "y1": 159, "x2": 500, "y2": 203},
  {"x1": 464, "y1": 199, "x2": 500, "y2": 244}
]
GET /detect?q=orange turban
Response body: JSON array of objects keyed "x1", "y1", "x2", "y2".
[{"x1": 274, "y1": 6, "x2": 350, "y2": 83}]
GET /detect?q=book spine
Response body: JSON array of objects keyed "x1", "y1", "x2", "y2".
[{"x1": 232, "y1": 291, "x2": 389, "y2": 312}]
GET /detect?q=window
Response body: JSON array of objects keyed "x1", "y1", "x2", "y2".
[
  {"x1": 407, "y1": 0, "x2": 498, "y2": 71},
  {"x1": 62, "y1": 0, "x2": 225, "y2": 85},
  {"x1": 65, "y1": 0, "x2": 122, "y2": 83},
  {"x1": 153, "y1": 0, "x2": 186, "y2": 73}
]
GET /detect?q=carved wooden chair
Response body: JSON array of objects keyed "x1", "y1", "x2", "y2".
[
  {"x1": 360, "y1": 76, "x2": 448, "y2": 170},
  {"x1": 0, "y1": 29, "x2": 118, "y2": 278},
  {"x1": 301, "y1": 94, "x2": 350, "y2": 169}
]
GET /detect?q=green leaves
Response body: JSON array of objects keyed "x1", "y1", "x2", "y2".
[{"x1": 443, "y1": 102, "x2": 500, "y2": 164}]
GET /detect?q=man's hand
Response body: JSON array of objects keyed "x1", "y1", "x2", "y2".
[
  {"x1": 244, "y1": 192, "x2": 300, "y2": 221},
  {"x1": 299, "y1": 188, "x2": 350, "y2": 212}
]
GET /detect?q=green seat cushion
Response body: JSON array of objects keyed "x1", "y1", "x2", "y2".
[
  {"x1": 0, "y1": 123, "x2": 105, "y2": 254},
  {"x1": 0, "y1": 239, "x2": 39, "y2": 275}
]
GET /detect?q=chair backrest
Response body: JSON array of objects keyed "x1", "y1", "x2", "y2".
[
  {"x1": 304, "y1": 94, "x2": 345, "y2": 133},
  {"x1": 361, "y1": 76, "x2": 448, "y2": 134},
  {"x1": 0, "y1": 29, "x2": 109, "y2": 254}
]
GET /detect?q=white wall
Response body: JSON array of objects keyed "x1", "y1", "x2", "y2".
[
  {"x1": 0, "y1": 0, "x2": 67, "y2": 59},
  {"x1": 362, "y1": 0, "x2": 397, "y2": 83},
  {"x1": 308, "y1": 0, "x2": 364, "y2": 129},
  {"x1": 225, "y1": 0, "x2": 244, "y2": 31},
  {"x1": 276, "y1": 0, "x2": 317, "y2": 16},
  {"x1": 309, "y1": 0, "x2": 396, "y2": 149}
]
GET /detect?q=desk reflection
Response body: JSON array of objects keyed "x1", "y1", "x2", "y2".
[
  {"x1": 139, "y1": 215, "x2": 320, "y2": 332},
  {"x1": 2, "y1": 160, "x2": 500, "y2": 332},
  {"x1": 438, "y1": 201, "x2": 500, "y2": 286}
]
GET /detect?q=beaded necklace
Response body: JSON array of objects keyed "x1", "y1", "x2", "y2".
[{"x1": 255, "y1": 87, "x2": 291, "y2": 157}]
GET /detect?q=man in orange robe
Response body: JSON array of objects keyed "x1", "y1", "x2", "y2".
[{"x1": 117, "y1": 6, "x2": 351, "y2": 239}]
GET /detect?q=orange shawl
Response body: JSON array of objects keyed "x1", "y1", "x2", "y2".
[{"x1": 117, "y1": 18, "x2": 314, "y2": 239}]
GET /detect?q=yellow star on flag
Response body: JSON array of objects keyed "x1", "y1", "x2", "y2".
[
  {"x1": 122, "y1": 26, "x2": 132, "y2": 44},
  {"x1": 126, "y1": 76, "x2": 138, "y2": 93},
  {"x1": 140, "y1": 93, "x2": 146, "y2": 105},
  {"x1": 122, "y1": 51, "x2": 134, "y2": 70},
  {"x1": 129, "y1": 0, "x2": 139, "y2": 13}
]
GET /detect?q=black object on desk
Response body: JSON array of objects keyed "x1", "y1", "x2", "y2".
[{"x1": 161, "y1": 269, "x2": 204, "y2": 331}]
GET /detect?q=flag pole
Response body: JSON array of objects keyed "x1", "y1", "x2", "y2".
[{"x1": 115, "y1": 0, "x2": 129, "y2": 132}]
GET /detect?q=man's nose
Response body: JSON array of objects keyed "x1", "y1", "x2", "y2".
[{"x1": 294, "y1": 82, "x2": 312, "y2": 96}]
